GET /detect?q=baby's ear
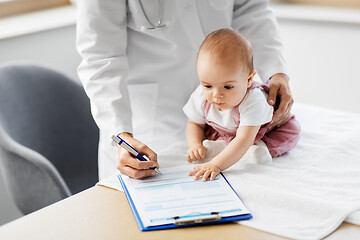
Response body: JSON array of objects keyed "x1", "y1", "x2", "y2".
[{"x1": 247, "y1": 70, "x2": 256, "y2": 87}]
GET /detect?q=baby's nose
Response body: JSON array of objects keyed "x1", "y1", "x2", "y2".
[{"x1": 213, "y1": 89, "x2": 223, "y2": 98}]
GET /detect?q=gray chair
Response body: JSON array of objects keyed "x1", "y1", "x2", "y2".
[{"x1": 0, "y1": 63, "x2": 99, "y2": 215}]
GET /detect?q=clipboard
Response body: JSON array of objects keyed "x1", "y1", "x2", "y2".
[{"x1": 118, "y1": 166, "x2": 252, "y2": 231}]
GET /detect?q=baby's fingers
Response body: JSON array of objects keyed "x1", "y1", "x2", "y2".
[
  {"x1": 194, "y1": 169, "x2": 206, "y2": 180},
  {"x1": 198, "y1": 147, "x2": 207, "y2": 159},
  {"x1": 186, "y1": 152, "x2": 193, "y2": 163},
  {"x1": 202, "y1": 170, "x2": 212, "y2": 182},
  {"x1": 210, "y1": 172, "x2": 217, "y2": 181},
  {"x1": 187, "y1": 151, "x2": 196, "y2": 163},
  {"x1": 188, "y1": 167, "x2": 199, "y2": 176},
  {"x1": 193, "y1": 150, "x2": 202, "y2": 161}
]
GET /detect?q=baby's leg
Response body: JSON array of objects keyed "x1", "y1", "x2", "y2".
[{"x1": 262, "y1": 116, "x2": 301, "y2": 157}]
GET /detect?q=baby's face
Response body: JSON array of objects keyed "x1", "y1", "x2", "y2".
[{"x1": 197, "y1": 53, "x2": 252, "y2": 111}]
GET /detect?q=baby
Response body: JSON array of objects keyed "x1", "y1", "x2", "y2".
[{"x1": 183, "y1": 29, "x2": 300, "y2": 181}]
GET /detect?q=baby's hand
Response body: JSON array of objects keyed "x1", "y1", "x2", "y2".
[
  {"x1": 188, "y1": 162, "x2": 221, "y2": 182},
  {"x1": 186, "y1": 144, "x2": 207, "y2": 163}
]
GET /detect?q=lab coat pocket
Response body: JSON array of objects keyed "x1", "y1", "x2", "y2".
[{"x1": 127, "y1": 82, "x2": 158, "y2": 145}]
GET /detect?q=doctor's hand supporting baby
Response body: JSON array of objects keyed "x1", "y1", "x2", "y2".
[
  {"x1": 185, "y1": 29, "x2": 300, "y2": 181},
  {"x1": 267, "y1": 73, "x2": 294, "y2": 129}
]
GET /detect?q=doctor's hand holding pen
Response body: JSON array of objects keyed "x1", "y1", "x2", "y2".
[{"x1": 115, "y1": 132, "x2": 159, "y2": 179}]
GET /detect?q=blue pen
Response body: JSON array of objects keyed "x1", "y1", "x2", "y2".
[{"x1": 111, "y1": 135, "x2": 162, "y2": 175}]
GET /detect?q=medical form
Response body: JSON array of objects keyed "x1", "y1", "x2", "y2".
[{"x1": 118, "y1": 165, "x2": 252, "y2": 230}]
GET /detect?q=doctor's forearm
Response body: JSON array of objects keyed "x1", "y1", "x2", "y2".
[{"x1": 76, "y1": 0, "x2": 132, "y2": 135}]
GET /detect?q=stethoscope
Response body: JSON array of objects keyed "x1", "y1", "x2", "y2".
[{"x1": 138, "y1": 0, "x2": 166, "y2": 30}]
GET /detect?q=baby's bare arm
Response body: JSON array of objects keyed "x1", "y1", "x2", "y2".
[
  {"x1": 185, "y1": 120, "x2": 207, "y2": 162},
  {"x1": 211, "y1": 125, "x2": 260, "y2": 171},
  {"x1": 188, "y1": 125, "x2": 261, "y2": 181},
  {"x1": 186, "y1": 120, "x2": 205, "y2": 146}
]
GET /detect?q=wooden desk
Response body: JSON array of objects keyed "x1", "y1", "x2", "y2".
[{"x1": 0, "y1": 186, "x2": 359, "y2": 240}]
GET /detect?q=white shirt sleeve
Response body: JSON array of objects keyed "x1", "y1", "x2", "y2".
[
  {"x1": 183, "y1": 85, "x2": 206, "y2": 124},
  {"x1": 239, "y1": 88, "x2": 273, "y2": 127},
  {"x1": 232, "y1": 0, "x2": 288, "y2": 82},
  {"x1": 76, "y1": 0, "x2": 133, "y2": 137}
]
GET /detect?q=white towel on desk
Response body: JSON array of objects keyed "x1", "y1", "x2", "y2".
[{"x1": 97, "y1": 103, "x2": 360, "y2": 239}]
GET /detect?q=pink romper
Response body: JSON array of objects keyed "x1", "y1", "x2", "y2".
[{"x1": 203, "y1": 82, "x2": 300, "y2": 157}]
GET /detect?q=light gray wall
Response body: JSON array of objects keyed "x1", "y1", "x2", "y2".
[
  {"x1": 0, "y1": 26, "x2": 80, "y2": 79},
  {"x1": 1, "y1": 11, "x2": 360, "y2": 226},
  {"x1": 0, "y1": 25, "x2": 81, "y2": 226},
  {"x1": 278, "y1": 19, "x2": 360, "y2": 114}
]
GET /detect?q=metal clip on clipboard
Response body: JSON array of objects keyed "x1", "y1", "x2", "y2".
[{"x1": 173, "y1": 212, "x2": 221, "y2": 226}]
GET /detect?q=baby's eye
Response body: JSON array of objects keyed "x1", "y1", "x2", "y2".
[
  {"x1": 224, "y1": 86, "x2": 233, "y2": 89},
  {"x1": 204, "y1": 85, "x2": 212, "y2": 89}
]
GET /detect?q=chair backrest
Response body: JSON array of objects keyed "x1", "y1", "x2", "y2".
[
  {"x1": 0, "y1": 125, "x2": 71, "y2": 215},
  {"x1": 0, "y1": 63, "x2": 99, "y2": 195}
]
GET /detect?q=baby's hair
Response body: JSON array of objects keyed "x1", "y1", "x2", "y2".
[{"x1": 198, "y1": 28, "x2": 254, "y2": 73}]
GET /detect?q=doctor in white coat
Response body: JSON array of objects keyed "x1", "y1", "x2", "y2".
[{"x1": 76, "y1": 0, "x2": 293, "y2": 180}]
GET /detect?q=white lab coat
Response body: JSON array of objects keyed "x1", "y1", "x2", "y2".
[{"x1": 76, "y1": 0, "x2": 287, "y2": 179}]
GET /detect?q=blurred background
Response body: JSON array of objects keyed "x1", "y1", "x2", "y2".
[{"x1": 0, "y1": 0, "x2": 359, "y2": 226}]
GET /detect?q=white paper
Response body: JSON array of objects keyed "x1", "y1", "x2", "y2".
[{"x1": 120, "y1": 165, "x2": 250, "y2": 227}]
